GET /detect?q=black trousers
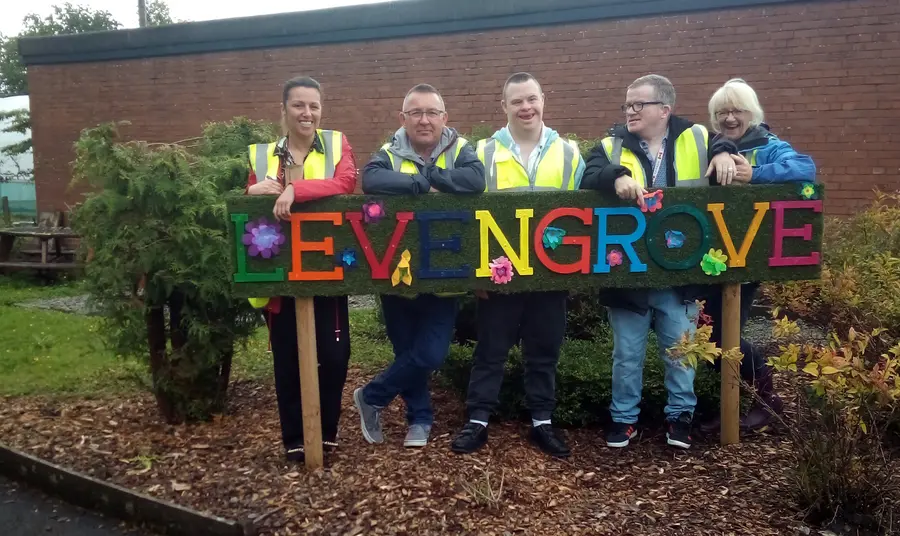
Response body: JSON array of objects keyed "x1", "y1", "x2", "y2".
[
  {"x1": 269, "y1": 296, "x2": 351, "y2": 449},
  {"x1": 465, "y1": 291, "x2": 567, "y2": 422},
  {"x1": 705, "y1": 283, "x2": 765, "y2": 382}
]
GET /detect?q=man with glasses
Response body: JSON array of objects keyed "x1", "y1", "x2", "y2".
[
  {"x1": 353, "y1": 83, "x2": 485, "y2": 449},
  {"x1": 580, "y1": 74, "x2": 737, "y2": 451}
]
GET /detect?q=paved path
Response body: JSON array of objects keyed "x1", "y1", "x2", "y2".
[{"x1": 0, "y1": 475, "x2": 155, "y2": 536}]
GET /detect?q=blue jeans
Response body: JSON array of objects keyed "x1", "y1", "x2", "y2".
[
  {"x1": 362, "y1": 293, "x2": 458, "y2": 426},
  {"x1": 608, "y1": 289, "x2": 699, "y2": 424}
]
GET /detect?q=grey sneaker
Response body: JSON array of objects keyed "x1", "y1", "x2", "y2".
[
  {"x1": 403, "y1": 424, "x2": 431, "y2": 448},
  {"x1": 353, "y1": 388, "x2": 383, "y2": 444}
]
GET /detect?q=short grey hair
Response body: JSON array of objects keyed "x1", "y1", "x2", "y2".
[
  {"x1": 403, "y1": 83, "x2": 445, "y2": 111},
  {"x1": 628, "y1": 74, "x2": 676, "y2": 107},
  {"x1": 708, "y1": 78, "x2": 765, "y2": 132}
]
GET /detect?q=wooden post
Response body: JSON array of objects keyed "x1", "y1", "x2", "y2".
[
  {"x1": 295, "y1": 297, "x2": 324, "y2": 469},
  {"x1": 1, "y1": 196, "x2": 10, "y2": 227},
  {"x1": 720, "y1": 283, "x2": 742, "y2": 445}
]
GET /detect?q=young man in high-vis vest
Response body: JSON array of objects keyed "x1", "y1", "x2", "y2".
[
  {"x1": 353, "y1": 84, "x2": 485, "y2": 449},
  {"x1": 450, "y1": 72, "x2": 585, "y2": 459},
  {"x1": 245, "y1": 76, "x2": 357, "y2": 464},
  {"x1": 581, "y1": 74, "x2": 738, "y2": 450}
]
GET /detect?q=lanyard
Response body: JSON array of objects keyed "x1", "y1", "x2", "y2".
[{"x1": 649, "y1": 143, "x2": 665, "y2": 188}]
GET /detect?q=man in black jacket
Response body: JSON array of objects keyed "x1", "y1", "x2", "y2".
[
  {"x1": 353, "y1": 83, "x2": 485, "y2": 449},
  {"x1": 581, "y1": 74, "x2": 737, "y2": 450}
]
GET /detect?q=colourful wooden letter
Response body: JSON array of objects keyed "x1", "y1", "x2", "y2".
[
  {"x1": 416, "y1": 211, "x2": 471, "y2": 279},
  {"x1": 593, "y1": 207, "x2": 647, "y2": 273},
  {"x1": 288, "y1": 212, "x2": 344, "y2": 281},
  {"x1": 708, "y1": 202, "x2": 770, "y2": 268},
  {"x1": 769, "y1": 200, "x2": 823, "y2": 267},
  {"x1": 475, "y1": 209, "x2": 534, "y2": 277},
  {"x1": 346, "y1": 211, "x2": 414, "y2": 279},
  {"x1": 645, "y1": 204, "x2": 711, "y2": 270},
  {"x1": 231, "y1": 214, "x2": 285, "y2": 283},
  {"x1": 534, "y1": 208, "x2": 593, "y2": 275}
]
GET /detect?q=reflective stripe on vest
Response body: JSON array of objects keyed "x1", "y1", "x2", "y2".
[
  {"x1": 248, "y1": 129, "x2": 342, "y2": 182},
  {"x1": 382, "y1": 138, "x2": 466, "y2": 173},
  {"x1": 476, "y1": 137, "x2": 578, "y2": 192},
  {"x1": 602, "y1": 124, "x2": 708, "y2": 188},
  {"x1": 748, "y1": 149, "x2": 758, "y2": 167}
]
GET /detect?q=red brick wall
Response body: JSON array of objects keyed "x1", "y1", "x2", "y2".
[{"x1": 27, "y1": 0, "x2": 900, "y2": 216}]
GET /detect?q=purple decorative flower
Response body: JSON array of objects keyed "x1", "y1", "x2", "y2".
[{"x1": 242, "y1": 217, "x2": 286, "y2": 259}]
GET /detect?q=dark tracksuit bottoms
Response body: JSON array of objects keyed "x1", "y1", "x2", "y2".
[
  {"x1": 465, "y1": 291, "x2": 568, "y2": 422},
  {"x1": 268, "y1": 296, "x2": 351, "y2": 449}
]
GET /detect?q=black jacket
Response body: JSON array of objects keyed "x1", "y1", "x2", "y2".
[
  {"x1": 362, "y1": 127, "x2": 485, "y2": 195},
  {"x1": 581, "y1": 115, "x2": 737, "y2": 191},
  {"x1": 580, "y1": 115, "x2": 737, "y2": 315}
]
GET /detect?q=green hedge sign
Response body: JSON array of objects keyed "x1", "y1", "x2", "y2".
[{"x1": 226, "y1": 184, "x2": 823, "y2": 298}]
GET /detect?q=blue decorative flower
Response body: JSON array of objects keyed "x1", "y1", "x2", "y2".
[
  {"x1": 337, "y1": 247, "x2": 357, "y2": 269},
  {"x1": 665, "y1": 230, "x2": 685, "y2": 249},
  {"x1": 542, "y1": 226, "x2": 567, "y2": 250}
]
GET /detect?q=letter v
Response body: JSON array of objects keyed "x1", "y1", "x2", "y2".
[
  {"x1": 346, "y1": 211, "x2": 414, "y2": 279},
  {"x1": 707, "y1": 202, "x2": 769, "y2": 268}
]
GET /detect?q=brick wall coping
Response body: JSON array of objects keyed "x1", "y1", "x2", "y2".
[{"x1": 18, "y1": 0, "x2": 814, "y2": 66}]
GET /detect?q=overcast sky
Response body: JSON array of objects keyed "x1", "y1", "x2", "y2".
[{"x1": 1, "y1": 0, "x2": 391, "y2": 36}]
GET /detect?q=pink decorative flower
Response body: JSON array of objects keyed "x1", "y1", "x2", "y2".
[
  {"x1": 607, "y1": 249, "x2": 623, "y2": 267},
  {"x1": 641, "y1": 190, "x2": 664, "y2": 213},
  {"x1": 362, "y1": 200, "x2": 385, "y2": 224},
  {"x1": 489, "y1": 256, "x2": 514, "y2": 284}
]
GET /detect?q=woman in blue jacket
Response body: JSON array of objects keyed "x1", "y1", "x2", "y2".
[{"x1": 702, "y1": 78, "x2": 816, "y2": 432}]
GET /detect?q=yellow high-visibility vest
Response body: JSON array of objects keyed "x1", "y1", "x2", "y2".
[
  {"x1": 476, "y1": 137, "x2": 579, "y2": 192},
  {"x1": 248, "y1": 129, "x2": 343, "y2": 182},
  {"x1": 245, "y1": 129, "x2": 343, "y2": 310},
  {"x1": 599, "y1": 124, "x2": 709, "y2": 188},
  {"x1": 381, "y1": 138, "x2": 468, "y2": 173}
]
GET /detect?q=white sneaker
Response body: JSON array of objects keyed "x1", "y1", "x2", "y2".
[{"x1": 403, "y1": 424, "x2": 431, "y2": 447}]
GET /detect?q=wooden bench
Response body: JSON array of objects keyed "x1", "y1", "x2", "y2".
[{"x1": 0, "y1": 227, "x2": 82, "y2": 272}]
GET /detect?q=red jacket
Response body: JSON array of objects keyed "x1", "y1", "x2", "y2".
[{"x1": 246, "y1": 132, "x2": 358, "y2": 201}]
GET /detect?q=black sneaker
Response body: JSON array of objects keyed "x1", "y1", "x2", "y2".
[
  {"x1": 530, "y1": 424, "x2": 571, "y2": 458},
  {"x1": 666, "y1": 412, "x2": 693, "y2": 449},
  {"x1": 451, "y1": 422, "x2": 488, "y2": 454},
  {"x1": 285, "y1": 440, "x2": 338, "y2": 463},
  {"x1": 605, "y1": 422, "x2": 638, "y2": 448},
  {"x1": 285, "y1": 445, "x2": 305, "y2": 463}
]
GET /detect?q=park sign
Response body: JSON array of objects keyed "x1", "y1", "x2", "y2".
[{"x1": 225, "y1": 184, "x2": 824, "y2": 298}]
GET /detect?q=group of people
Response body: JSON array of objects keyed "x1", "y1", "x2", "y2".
[{"x1": 244, "y1": 71, "x2": 816, "y2": 463}]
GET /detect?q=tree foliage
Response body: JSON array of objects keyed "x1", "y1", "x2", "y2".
[
  {"x1": 71, "y1": 117, "x2": 278, "y2": 423},
  {"x1": 0, "y1": 1, "x2": 176, "y2": 97}
]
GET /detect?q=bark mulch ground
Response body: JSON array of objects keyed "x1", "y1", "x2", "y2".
[{"x1": 0, "y1": 370, "x2": 806, "y2": 535}]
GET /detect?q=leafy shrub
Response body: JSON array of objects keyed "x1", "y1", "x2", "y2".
[
  {"x1": 71, "y1": 117, "x2": 277, "y2": 423},
  {"x1": 440, "y1": 324, "x2": 723, "y2": 427},
  {"x1": 766, "y1": 319, "x2": 900, "y2": 532}
]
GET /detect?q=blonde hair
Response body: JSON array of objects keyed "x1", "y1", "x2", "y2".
[{"x1": 708, "y1": 78, "x2": 765, "y2": 132}]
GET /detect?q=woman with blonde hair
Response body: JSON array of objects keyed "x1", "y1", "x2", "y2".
[
  {"x1": 707, "y1": 78, "x2": 815, "y2": 183},
  {"x1": 701, "y1": 78, "x2": 816, "y2": 432}
]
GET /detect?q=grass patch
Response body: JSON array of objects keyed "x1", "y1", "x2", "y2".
[
  {"x1": 0, "y1": 305, "x2": 144, "y2": 396},
  {"x1": 0, "y1": 274, "x2": 84, "y2": 306}
]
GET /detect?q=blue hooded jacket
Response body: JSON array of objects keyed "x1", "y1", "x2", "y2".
[{"x1": 719, "y1": 125, "x2": 816, "y2": 184}]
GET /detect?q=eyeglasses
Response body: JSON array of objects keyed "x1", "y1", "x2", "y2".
[
  {"x1": 715, "y1": 109, "x2": 748, "y2": 120},
  {"x1": 621, "y1": 101, "x2": 664, "y2": 113},
  {"x1": 402, "y1": 109, "x2": 445, "y2": 120}
]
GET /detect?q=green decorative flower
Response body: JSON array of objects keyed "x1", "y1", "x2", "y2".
[
  {"x1": 701, "y1": 248, "x2": 728, "y2": 276},
  {"x1": 799, "y1": 182, "x2": 817, "y2": 200}
]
